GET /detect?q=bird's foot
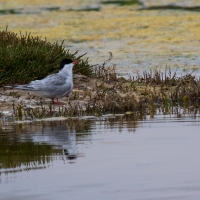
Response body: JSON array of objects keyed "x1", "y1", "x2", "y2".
[
  {"x1": 53, "y1": 102, "x2": 63, "y2": 105},
  {"x1": 52, "y1": 98, "x2": 63, "y2": 105}
]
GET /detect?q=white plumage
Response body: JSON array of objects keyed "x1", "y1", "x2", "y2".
[{"x1": 12, "y1": 59, "x2": 78, "y2": 104}]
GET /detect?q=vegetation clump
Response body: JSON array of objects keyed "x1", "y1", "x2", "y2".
[
  {"x1": 0, "y1": 28, "x2": 200, "y2": 121},
  {"x1": 2, "y1": 62, "x2": 200, "y2": 122},
  {"x1": 0, "y1": 28, "x2": 92, "y2": 86}
]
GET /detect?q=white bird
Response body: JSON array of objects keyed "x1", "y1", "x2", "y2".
[{"x1": 11, "y1": 59, "x2": 78, "y2": 104}]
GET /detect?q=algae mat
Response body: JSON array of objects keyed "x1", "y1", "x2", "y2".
[{"x1": 0, "y1": 0, "x2": 200, "y2": 74}]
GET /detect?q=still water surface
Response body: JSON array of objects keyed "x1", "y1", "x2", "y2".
[{"x1": 1, "y1": 114, "x2": 200, "y2": 200}]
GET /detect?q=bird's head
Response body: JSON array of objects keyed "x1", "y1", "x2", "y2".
[{"x1": 60, "y1": 59, "x2": 78, "y2": 72}]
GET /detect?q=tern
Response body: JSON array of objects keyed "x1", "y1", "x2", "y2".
[{"x1": 10, "y1": 59, "x2": 78, "y2": 104}]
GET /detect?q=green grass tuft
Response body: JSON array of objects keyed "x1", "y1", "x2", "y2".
[{"x1": 0, "y1": 28, "x2": 93, "y2": 86}]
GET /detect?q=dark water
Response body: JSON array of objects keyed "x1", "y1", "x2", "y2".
[{"x1": 1, "y1": 114, "x2": 200, "y2": 200}]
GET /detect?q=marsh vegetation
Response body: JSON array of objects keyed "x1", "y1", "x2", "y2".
[
  {"x1": 0, "y1": 28, "x2": 92, "y2": 86},
  {"x1": 2, "y1": 62, "x2": 200, "y2": 121},
  {"x1": 1, "y1": 29, "x2": 200, "y2": 121}
]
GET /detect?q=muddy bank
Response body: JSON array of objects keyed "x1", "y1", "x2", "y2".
[{"x1": 1, "y1": 66, "x2": 200, "y2": 121}]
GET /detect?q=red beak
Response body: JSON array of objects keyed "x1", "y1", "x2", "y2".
[{"x1": 73, "y1": 60, "x2": 78, "y2": 65}]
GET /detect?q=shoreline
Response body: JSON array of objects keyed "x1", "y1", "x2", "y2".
[{"x1": 1, "y1": 68, "x2": 200, "y2": 122}]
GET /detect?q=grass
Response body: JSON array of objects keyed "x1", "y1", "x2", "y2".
[{"x1": 0, "y1": 28, "x2": 93, "y2": 86}]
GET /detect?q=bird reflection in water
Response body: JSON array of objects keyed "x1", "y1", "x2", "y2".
[
  {"x1": 30, "y1": 124, "x2": 85, "y2": 164},
  {"x1": 62, "y1": 130, "x2": 84, "y2": 162},
  {"x1": 0, "y1": 122, "x2": 87, "y2": 175}
]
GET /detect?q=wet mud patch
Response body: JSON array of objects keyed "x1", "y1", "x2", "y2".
[
  {"x1": 102, "y1": 0, "x2": 141, "y2": 6},
  {"x1": 140, "y1": 5, "x2": 200, "y2": 11}
]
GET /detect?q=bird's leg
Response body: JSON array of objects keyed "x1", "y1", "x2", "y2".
[{"x1": 52, "y1": 98, "x2": 63, "y2": 105}]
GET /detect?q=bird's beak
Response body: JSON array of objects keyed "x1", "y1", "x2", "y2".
[{"x1": 73, "y1": 60, "x2": 78, "y2": 65}]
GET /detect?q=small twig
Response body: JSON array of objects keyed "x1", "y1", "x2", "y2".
[{"x1": 91, "y1": 52, "x2": 113, "y2": 68}]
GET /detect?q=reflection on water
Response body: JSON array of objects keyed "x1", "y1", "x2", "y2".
[
  {"x1": 1, "y1": 111, "x2": 200, "y2": 199},
  {"x1": 0, "y1": 120, "x2": 93, "y2": 173},
  {"x1": 0, "y1": 115, "x2": 139, "y2": 172},
  {"x1": 0, "y1": 107, "x2": 199, "y2": 173}
]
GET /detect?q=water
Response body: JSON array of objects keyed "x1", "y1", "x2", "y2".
[{"x1": 1, "y1": 114, "x2": 200, "y2": 200}]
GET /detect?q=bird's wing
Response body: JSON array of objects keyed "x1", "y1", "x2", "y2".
[
  {"x1": 12, "y1": 74, "x2": 73, "y2": 97},
  {"x1": 31, "y1": 74, "x2": 71, "y2": 92}
]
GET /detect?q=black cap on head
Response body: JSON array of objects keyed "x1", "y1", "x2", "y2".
[{"x1": 60, "y1": 59, "x2": 73, "y2": 70}]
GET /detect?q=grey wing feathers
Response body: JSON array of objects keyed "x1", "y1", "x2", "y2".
[
  {"x1": 31, "y1": 74, "x2": 67, "y2": 91},
  {"x1": 13, "y1": 74, "x2": 73, "y2": 97},
  {"x1": 34, "y1": 74, "x2": 73, "y2": 97},
  {"x1": 9, "y1": 74, "x2": 66, "y2": 91}
]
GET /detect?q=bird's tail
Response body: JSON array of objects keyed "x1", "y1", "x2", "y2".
[{"x1": 4, "y1": 85, "x2": 35, "y2": 91}]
